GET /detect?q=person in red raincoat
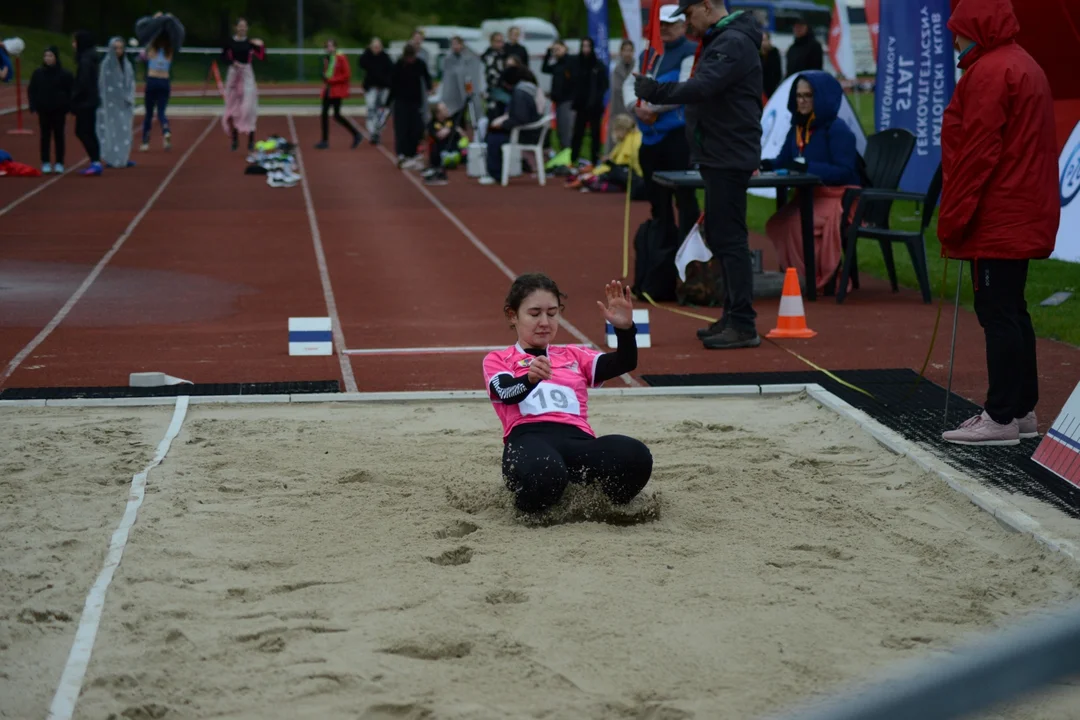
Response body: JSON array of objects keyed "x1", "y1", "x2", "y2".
[
  {"x1": 315, "y1": 38, "x2": 362, "y2": 149},
  {"x1": 939, "y1": 0, "x2": 1060, "y2": 447}
]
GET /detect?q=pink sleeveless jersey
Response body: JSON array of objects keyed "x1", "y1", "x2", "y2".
[{"x1": 482, "y1": 343, "x2": 604, "y2": 440}]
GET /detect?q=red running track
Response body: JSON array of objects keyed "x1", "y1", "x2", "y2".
[{"x1": 1, "y1": 111, "x2": 1078, "y2": 431}]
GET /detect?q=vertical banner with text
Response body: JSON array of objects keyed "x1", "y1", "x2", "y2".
[
  {"x1": 585, "y1": 0, "x2": 611, "y2": 66},
  {"x1": 874, "y1": 0, "x2": 956, "y2": 193}
]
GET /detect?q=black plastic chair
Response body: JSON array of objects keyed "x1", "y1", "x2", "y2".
[
  {"x1": 837, "y1": 163, "x2": 942, "y2": 304},
  {"x1": 836, "y1": 128, "x2": 916, "y2": 293}
]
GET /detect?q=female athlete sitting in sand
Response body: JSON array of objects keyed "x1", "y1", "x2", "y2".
[{"x1": 483, "y1": 273, "x2": 653, "y2": 513}]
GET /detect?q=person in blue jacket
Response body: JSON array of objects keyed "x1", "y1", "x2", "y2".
[
  {"x1": 761, "y1": 70, "x2": 861, "y2": 293},
  {"x1": 623, "y1": 5, "x2": 700, "y2": 242}
]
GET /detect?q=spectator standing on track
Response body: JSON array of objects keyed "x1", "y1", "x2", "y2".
[
  {"x1": 28, "y1": 46, "x2": 72, "y2": 174},
  {"x1": 785, "y1": 14, "x2": 823, "y2": 77},
  {"x1": 939, "y1": 0, "x2": 1060, "y2": 447},
  {"x1": 635, "y1": 0, "x2": 764, "y2": 350},
  {"x1": 482, "y1": 33, "x2": 507, "y2": 109},
  {"x1": 623, "y1": 6, "x2": 699, "y2": 244},
  {"x1": 504, "y1": 26, "x2": 530, "y2": 68},
  {"x1": 408, "y1": 29, "x2": 433, "y2": 126},
  {"x1": 70, "y1": 30, "x2": 103, "y2": 177},
  {"x1": 541, "y1": 40, "x2": 574, "y2": 150},
  {"x1": 760, "y1": 30, "x2": 782, "y2": 98},
  {"x1": 96, "y1": 37, "x2": 136, "y2": 170},
  {"x1": 569, "y1": 38, "x2": 609, "y2": 167},
  {"x1": 606, "y1": 40, "x2": 637, "y2": 154},
  {"x1": 140, "y1": 23, "x2": 174, "y2": 152},
  {"x1": 358, "y1": 37, "x2": 393, "y2": 146},
  {"x1": 439, "y1": 36, "x2": 485, "y2": 131},
  {"x1": 388, "y1": 44, "x2": 432, "y2": 169},
  {"x1": 221, "y1": 18, "x2": 265, "y2": 153},
  {"x1": 315, "y1": 39, "x2": 362, "y2": 150}
]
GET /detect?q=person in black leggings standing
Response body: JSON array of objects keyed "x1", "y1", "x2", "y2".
[
  {"x1": 568, "y1": 37, "x2": 609, "y2": 166},
  {"x1": 483, "y1": 274, "x2": 653, "y2": 514},
  {"x1": 28, "y1": 46, "x2": 73, "y2": 174},
  {"x1": 71, "y1": 30, "x2": 103, "y2": 176}
]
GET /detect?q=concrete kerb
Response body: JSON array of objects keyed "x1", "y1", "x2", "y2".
[{"x1": 2, "y1": 383, "x2": 1073, "y2": 565}]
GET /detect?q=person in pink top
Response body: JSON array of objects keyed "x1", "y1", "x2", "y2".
[{"x1": 483, "y1": 273, "x2": 653, "y2": 514}]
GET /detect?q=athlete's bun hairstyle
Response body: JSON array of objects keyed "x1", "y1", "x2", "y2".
[{"x1": 504, "y1": 273, "x2": 566, "y2": 326}]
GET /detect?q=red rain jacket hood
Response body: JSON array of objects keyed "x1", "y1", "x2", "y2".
[{"x1": 938, "y1": 0, "x2": 1060, "y2": 259}]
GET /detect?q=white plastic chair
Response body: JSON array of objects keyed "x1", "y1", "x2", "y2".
[{"x1": 501, "y1": 114, "x2": 554, "y2": 187}]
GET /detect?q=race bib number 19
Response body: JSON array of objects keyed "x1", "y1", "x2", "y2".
[{"x1": 519, "y1": 382, "x2": 581, "y2": 417}]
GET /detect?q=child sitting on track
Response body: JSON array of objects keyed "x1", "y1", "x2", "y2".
[
  {"x1": 422, "y1": 102, "x2": 466, "y2": 186},
  {"x1": 483, "y1": 273, "x2": 653, "y2": 514}
]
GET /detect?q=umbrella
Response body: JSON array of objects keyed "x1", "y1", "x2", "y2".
[{"x1": 135, "y1": 13, "x2": 185, "y2": 51}]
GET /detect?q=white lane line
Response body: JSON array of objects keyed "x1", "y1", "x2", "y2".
[
  {"x1": 47, "y1": 396, "x2": 190, "y2": 720},
  {"x1": 287, "y1": 114, "x2": 359, "y2": 394},
  {"x1": 374, "y1": 145, "x2": 640, "y2": 387},
  {"x1": 0, "y1": 159, "x2": 88, "y2": 218},
  {"x1": 345, "y1": 345, "x2": 508, "y2": 356},
  {"x1": 0, "y1": 117, "x2": 217, "y2": 388}
]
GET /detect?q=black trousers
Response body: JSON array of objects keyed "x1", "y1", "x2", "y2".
[
  {"x1": 971, "y1": 259, "x2": 1039, "y2": 424},
  {"x1": 570, "y1": 107, "x2": 603, "y2": 164},
  {"x1": 700, "y1": 166, "x2": 757, "y2": 332},
  {"x1": 393, "y1": 102, "x2": 424, "y2": 158},
  {"x1": 502, "y1": 422, "x2": 653, "y2": 514},
  {"x1": 320, "y1": 96, "x2": 358, "y2": 142},
  {"x1": 639, "y1": 130, "x2": 700, "y2": 241},
  {"x1": 38, "y1": 110, "x2": 66, "y2": 164},
  {"x1": 74, "y1": 109, "x2": 99, "y2": 164}
]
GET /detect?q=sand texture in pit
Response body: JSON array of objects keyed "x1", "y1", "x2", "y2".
[{"x1": 1, "y1": 395, "x2": 1079, "y2": 720}]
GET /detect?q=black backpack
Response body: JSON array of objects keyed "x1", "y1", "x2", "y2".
[{"x1": 631, "y1": 217, "x2": 679, "y2": 303}]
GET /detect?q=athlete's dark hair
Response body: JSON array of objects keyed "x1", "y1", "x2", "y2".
[{"x1": 504, "y1": 273, "x2": 566, "y2": 325}]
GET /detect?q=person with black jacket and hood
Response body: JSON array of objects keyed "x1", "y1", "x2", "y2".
[
  {"x1": 569, "y1": 38, "x2": 609, "y2": 166},
  {"x1": 480, "y1": 66, "x2": 542, "y2": 185},
  {"x1": 358, "y1": 37, "x2": 393, "y2": 145},
  {"x1": 71, "y1": 30, "x2": 103, "y2": 176},
  {"x1": 635, "y1": 0, "x2": 764, "y2": 350},
  {"x1": 28, "y1": 46, "x2": 73, "y2": 174},
  {"x1": 785, "y1": 15, "x2": 823, "y2": 77},
  {"x1": 386, "y1": 44, "x2": 433, "y2": 168}
]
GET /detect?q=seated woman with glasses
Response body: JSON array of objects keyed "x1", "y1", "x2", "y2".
[{"x1": 761, "y1": 71, "x2": 863, "y2": 293}]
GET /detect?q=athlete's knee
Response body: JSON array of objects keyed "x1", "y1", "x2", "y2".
[
  {"x1": 503, "y1": 447, "x2": 568, "y2": 514},
  {"x1": 601, "y1": 436, "x2": 653, "y2": 504}
]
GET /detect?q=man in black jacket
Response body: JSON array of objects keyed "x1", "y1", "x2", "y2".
[
  {"x1": 635, "y1": 0, "x2": 763, "y2": 349},
  {"x1": 785, "y1": 16, "x2": 824, "y2": 77},
  {"x1": 358, "y1": 37, "x2": 393, "y2": 145},
  {"x1": 71, "y1": 30, "x2": 103, "y2": 176}
]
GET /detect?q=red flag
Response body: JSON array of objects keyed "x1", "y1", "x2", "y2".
[
  {"x1": 642, "y1": 0, "x2": 665, "y2": 73},
  {"x1": 865, "y1": 0, "x2": 880, "y2": 58}
]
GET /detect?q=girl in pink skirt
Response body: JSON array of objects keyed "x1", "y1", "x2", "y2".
[{"x1": 221, "y1": 18, "x2": 265, "y2": 152}]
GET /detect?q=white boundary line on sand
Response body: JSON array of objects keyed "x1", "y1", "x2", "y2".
[
  {"x1": 0, "y1": 117, "x2": 217, "y2": 388},
  {"x1": 371, "y1": 143, "x2": 640, "y2": 388},
  {"x1": 3, "y1": 383, "x2": 1075, "y2": 566},
  {"x1": 287, "y1": 114, "x2": 359, "y2": 394},
  {"x1": 47, "y1": 396, "x2": 190, "y2": 720}
]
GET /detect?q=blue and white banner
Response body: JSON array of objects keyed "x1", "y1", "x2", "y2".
[
  {"x1": 584, "y1": 0, "x2": 611, "y2": 66},
  {"x1": 1054, "y1": 120, "x2": 1080, "y2": 263},
  {"x1": 874, "y1": 0, "x2": 956, "y2": 194}
]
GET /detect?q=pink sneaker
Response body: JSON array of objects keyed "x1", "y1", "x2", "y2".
[
  {"x1": 942, "y1": 412, "x2": 1020, "y2": 446},
  {"x1": 1017, "y1": 411, "x2": 1039, "y2": 439}
]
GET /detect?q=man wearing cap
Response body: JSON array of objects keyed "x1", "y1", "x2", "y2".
[
  {"x1": 785, "y1": 14, "x2": 823, "y2": 77},
  {"x1": 634, "y1": 0, "x2": 764, "y2": 350},
  {"x1": 623, "y1": 6, "x2": 699, "y2": 244}
]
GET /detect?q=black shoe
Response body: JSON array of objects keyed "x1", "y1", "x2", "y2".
[
  {"x1": 696, "y1": 319, "x2": 727, "y2": 339},
  {"x1": 701, "y1": 327, "x2": 761, "y2": 350},
  {"x1": 314, "y1": 141, "x2": 329, "y2": 149}
]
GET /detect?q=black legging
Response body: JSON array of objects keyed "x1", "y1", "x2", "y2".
[
  {"x1": 502, "y1": 422, "x2": 653, "y2": 513},
  {"x1": 74, "y1": 109, "x2": 99, "y2": 164},
  {"x1": 570, "y1": 107, "x2": 603, "y2": 165},
  {"x1": 320, "y1": 96, "x2": 359, "y2": 143},
  {"x1": 393, "y1": 102, "x2": 424, "y2": 159},
  {"x1": 38, "y1": 110, "x2": 66, "y2": 164}
]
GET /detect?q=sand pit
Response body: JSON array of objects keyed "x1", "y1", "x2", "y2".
[{"x1": 3, "y1": 393, "x2": 1080, "y2": 720}]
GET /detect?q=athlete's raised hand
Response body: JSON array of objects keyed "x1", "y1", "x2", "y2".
[
  {"x1": 526, "y1": 355, "x2": 552, "y2": 384},
  {"x1": 597, "y1": 280, "x2": 634, "y2": 330}
]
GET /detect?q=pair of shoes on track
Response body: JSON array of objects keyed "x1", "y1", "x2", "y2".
[
  {"x1": 41, "y1": 162, "x2": 65, "y2": 174},
  {"x1": 696, "y1": 320, "x2": 761, "y2": 350}
]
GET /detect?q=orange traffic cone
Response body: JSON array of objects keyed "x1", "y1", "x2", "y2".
[{"x1": 766, "y1": 268, "x2": 817, "y2": 339}]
